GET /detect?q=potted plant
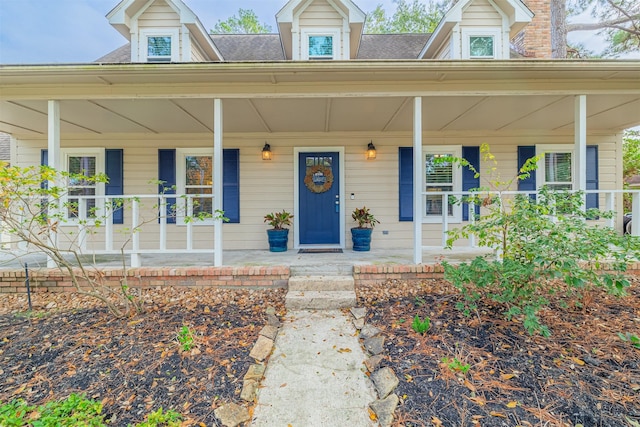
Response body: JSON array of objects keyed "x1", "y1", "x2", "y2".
[
  {"x1": 351, "y1": 206, "x2": 380, "y2": 251},
  {"x1": 264, "y1": 210, "x2": 293, "y2": 252}
]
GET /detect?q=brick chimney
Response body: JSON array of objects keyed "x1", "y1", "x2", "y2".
[{"x1": 514, "y1": 0, "x2": 552, "y2": 58}]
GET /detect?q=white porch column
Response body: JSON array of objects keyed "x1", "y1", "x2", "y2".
[
  {"x1": 574, "y1": 95, "x2": 587, "y2": 207},
  {"x1": 213, "y1": 98, "x2": 223, "y2": 266},
  {"x1": 413, "y1": 97, "x2": 423, "y2": 264},
  {"x1": 47, "y1": 100, "x2": 60, "y2": 269}
]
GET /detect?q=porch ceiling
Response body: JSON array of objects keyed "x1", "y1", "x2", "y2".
[
  {"x1": 1, "y1": 94, "x2": 638, "y2": 137},
  {"x1": 1, "y1": 61, "x2": 639, "y2": 136}
]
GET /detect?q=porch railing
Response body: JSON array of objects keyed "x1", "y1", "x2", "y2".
[
  {"x1": 419, "y1": 189, "x2": 639, "y2": 253},
  {"x1": 2, "y1": 190, "x2": 638, "y2": 268}
]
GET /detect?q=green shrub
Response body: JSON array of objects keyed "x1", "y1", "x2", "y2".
[{"x1": 442, "y1": 145, "x2": 640, "y2": 336}]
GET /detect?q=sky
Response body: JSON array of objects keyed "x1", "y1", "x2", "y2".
[
  {"x1": 0, "y1": 0, "x2": 633, "y2": 64},
  {"x1": 0, "y1": 0, "x2": 397, "y2": 64}
]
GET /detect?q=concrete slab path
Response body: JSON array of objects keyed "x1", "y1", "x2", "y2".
[{"x1": 251, "y1": 310, "x2": 378, "y2": 427}]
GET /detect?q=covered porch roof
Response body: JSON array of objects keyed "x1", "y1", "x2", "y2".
[{"x1": 1, "y1": 60, "x2": 639, "y2": 136}]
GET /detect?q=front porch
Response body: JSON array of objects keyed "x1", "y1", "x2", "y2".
[{"x1": 0, "y1": 247, "x2": 493, "y2": 294}]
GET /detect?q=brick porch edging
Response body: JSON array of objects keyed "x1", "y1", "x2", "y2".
[
  {"x1": 353, "y1": 264, "x2": 446, "y2": 286},
  {"x1": 0, "y1": 266, "x2": 290, "y2": 293},
  {"x1": 1, "y1": 262, "x2": 638, "y2": 294}
]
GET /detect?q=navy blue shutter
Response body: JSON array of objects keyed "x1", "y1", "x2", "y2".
[
  {"x1": 158, "y1": 149, "x2": 177, "y2": 224},
  {"x1": 586, "y1": 145, "x2": 599, "y2": 209},
  {"x1": 105, "y1": 149, "x2": 124, "y2": 224},
  {"x1": 461, "y1": 146, "x2": 480, "y2": 221},
  {"x1": 398, "y1": 147, "x2": 413, "y2": 221},
  {"x1": 40, "y1": 150, "x2": 49, "y2": 194},
  {"x1": 223, "y1": 149, "x2": 240, "y2": 223},
  {"x1": 517, "y1": 146, "x2": 537, "y2": 193}
]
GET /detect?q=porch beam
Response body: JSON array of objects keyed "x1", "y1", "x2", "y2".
[
  {"x1": 47, "y1": 100, "x2": 60, "y2": 269},
  {"x1": 574, "y1": 95, "x2": 587, "y2": 208},
  {"x1": 213, "y1": 98, "x2": 223, "y2": 266},
  {"x1": 413, "y1": 96, "x2": 423, "y2": 264}
]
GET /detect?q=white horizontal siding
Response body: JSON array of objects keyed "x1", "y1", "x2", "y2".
[
  {"x1": 11, "y1": 129, "x2": 623, "y2": 251},
  {"x1": 461, "y1": 0, "x2": 503, "y2": 27}
]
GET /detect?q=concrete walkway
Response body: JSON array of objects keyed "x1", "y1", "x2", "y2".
[{"x1": 251, "y1": 310, "x2": 378, "y2": 427}]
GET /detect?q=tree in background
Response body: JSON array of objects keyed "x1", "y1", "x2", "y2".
[
  {"x1": 211, "y1": 8, "x2": 272, "y2": 34},
  {"x1": 364, "y1": 0, "x2": 638, "y2": 57},
  {"x1": 623, "y1": 130, "x2": 640, "y2": 212},
  {"x1": 364, "y1": 0, "x2": 450, "y2": 34},
  {"x1": 558, "y1": 0, "x2": 640, "y2": 58}
]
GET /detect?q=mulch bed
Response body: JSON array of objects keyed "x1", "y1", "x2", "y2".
[
  {"x1": 0, "y1": 277, "x2": 638, "y2": 426},
  {"x1": 358, "y1": 278, "x2": 640, "y2": 427},
  {"x1": 0, "y1": 288, "x2": 286, "y2": 426}
]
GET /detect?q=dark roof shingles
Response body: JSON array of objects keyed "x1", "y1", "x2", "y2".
[{"x1": 357, "y1": 34, "x2": 430, "y2": 59}]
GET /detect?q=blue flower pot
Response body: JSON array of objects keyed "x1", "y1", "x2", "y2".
[
  {"x1": 267, "y1": 229, "x2": 289, "y2": 252},
  {"x1": 351, "y1": 227, "x2": 372, "y2": 252}
]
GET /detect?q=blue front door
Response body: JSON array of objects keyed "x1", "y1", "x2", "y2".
[{"x1": 299, "y1": 152, "x2": 340, "y2": 245}]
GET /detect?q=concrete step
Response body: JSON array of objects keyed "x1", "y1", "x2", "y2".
[
  {"x1": 288, "y1": 275, "x2": 354, "y2": 292},
  {"x1": 290, "y1": 264, "x2": 353, "y2": 276},
  {"x1": 285, "y1": 290, "x2": 356, "y2": 310}
]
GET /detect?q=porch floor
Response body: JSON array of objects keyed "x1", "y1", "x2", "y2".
[{"x1": 0, "y1": 247, "x2": 493, "y2": 270}]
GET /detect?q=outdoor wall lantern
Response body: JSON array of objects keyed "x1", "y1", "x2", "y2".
[
  {"x1": 366, "y1": 141, "x2": 377, "y2": 160},
  {"x1": 262, "y1": 142, "x2": 272, "y2": 160}
]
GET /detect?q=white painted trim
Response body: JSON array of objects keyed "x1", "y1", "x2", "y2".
[
  {"x1": 461, "y1": 28, "x2": 503, "y2": 59},
  {"x1": 181, "y1": 25, "x2": 191, "y2": 62},
  {"x1": 535, "y1": 144, "x2": 575, "y2": 190},
  {"x1": 451, "y1": 25, "x2": 461, "y2": 59},
  {"x1": 300, "y1": 28, "x2": 342, "y2": 60},
  {"x1": 140, "y1": 28, "x2": 180, "y2": 62},
  {"x1": 413, "y1": 97, "x2": 422, "y2": 264},
  {"x1": 293, "y1": 147, "x2": 345, "y2": 249},
  {"x1": 574, "y1": 95, "x2": 587, "y2": 193},
  {"x1": 214, "y1": 98, "x2": 223, "y2": 266},
  {"x1": 47, "y1": 100, "x2": 60, "y2": 268},
  {"x1": 422, "y1": 145, "x2": 463, "y2": 224}
]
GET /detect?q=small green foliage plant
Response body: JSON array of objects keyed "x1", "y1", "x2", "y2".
[
  {"x1": 411, "y1": 315, "x2": 431, "y2": 335},
  {"x1": 617, "y1": 332, "x2": 640, "y2": 349},
  {"x1": 442, "y1": 357, "x2": 470, "y2": 374},
  {"x1": 263, "y1": 210, "x2": 293, "y2": 230},
  {"x1": 132, "y1": 407, "x2": 183, "y2": 427},
  {"x1": 441, "y1": 144, "x2": 640, "y2": 336},
  {"x1": 0, "y1": 393, "x2": 105, "y2": 426},
  {"x1": 177, "y1": 325, "x2": 195, "y2": 351},
  {"x1": 351, "y1": 206, "x2": 380, "y2": 229}
]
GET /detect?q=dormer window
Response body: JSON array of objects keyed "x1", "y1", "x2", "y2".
[
  {"x1": 461, "y1": 28, "x2": 502, "y2": 59},
  {"x1": 308, "y1": 36, "x2": 333, "y2": 60},
  {"x1": 469, "y1": 36, "x2": 494, "y2": 58},
  {"x1": 147, "y1": 36, "x2": 172, "y2": 62},
  {"x1": 140, "y1": 29, "x2": 179, "y2": 63},
  {"x1": 301, "y1": 29, "x2": 341, "y2": 60}
]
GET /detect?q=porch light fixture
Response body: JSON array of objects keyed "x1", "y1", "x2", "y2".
[
  {"x1": 262, "y1": 142, "x2": 272, "y2": 161},
  {"x1": 366, "y1": 141, "x2": 377, "y2": 160}
]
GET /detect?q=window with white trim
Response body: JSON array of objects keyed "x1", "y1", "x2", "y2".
[
  {"x1": 308, "y1": 36, "x2": 333, "y2": 59},
  {"x1": 61, "y1": 149, "x2": 105, "y2": 220},
  {"x1": 140, "y1": 29, "x2": 179, "y2": 62},
  {"x1": 176, "y1": 149, "x2": 214, "y2": 224},
  {"x1": 301, "y1": 29, "x2": 341, "y2": 60},
  {"x1": 424, "y1": 146, "x2": 462, "y2": 223},
  {"x1": 461, "y1": 28, "x2": 502, "y2": 59},
  {"x1": 536, "y1": 145, "x2": 574, "y2": 190}
]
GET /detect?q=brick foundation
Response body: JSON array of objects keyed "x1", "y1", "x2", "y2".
[
  {"x1": 1, "y1": 262, "x2": 638, "y2": 294},
  {"x1": 0, "y1": 266, "x2": 290, "y2": 293}
]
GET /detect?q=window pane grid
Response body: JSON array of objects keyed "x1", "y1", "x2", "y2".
[
  {"x1": 469, "y1": 36, "x2": 494, "y2": 58},
  {"x1": 68, "y1": 156, "x2": 97, "y2": 218},
  {"x1": 425, "y1": 154, "x2": 454, "y2": 216},
  {"x1": 184, "y1": 155, "x2": 213, "y2": 216},
  {"x1": 544, "y1": 152, "x2": 572, "y2": 188},
  {"x1": 309, "y1": 36, "x2": 333, "y2": 59}
]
